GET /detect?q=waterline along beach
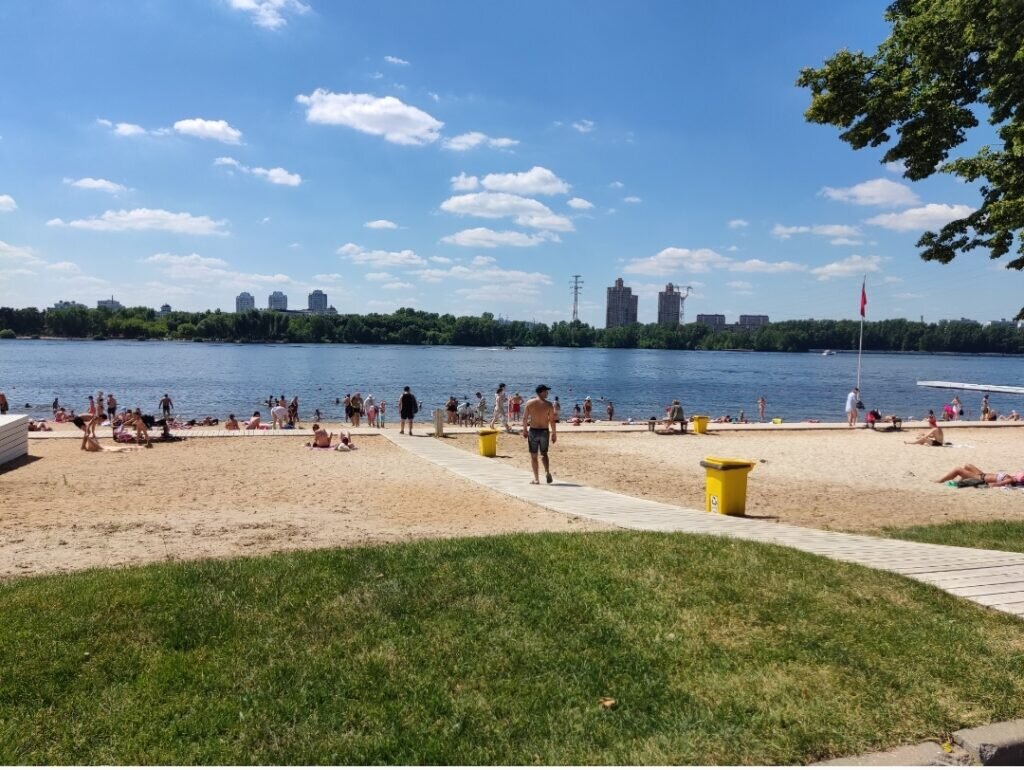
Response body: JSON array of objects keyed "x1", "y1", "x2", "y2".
[{"x1": 3, "y1": 0, "x2": 1024, "y2": 765}]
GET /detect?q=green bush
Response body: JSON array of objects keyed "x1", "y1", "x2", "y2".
[{"x1": 0, "y1": 328, "x2": 16, "y2": 339}]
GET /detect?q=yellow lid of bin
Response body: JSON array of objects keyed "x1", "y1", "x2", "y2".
[
  {"x1": 699, "y1": 456, "x2": 756, "y2": 471},
  {"x1": 478, "y1": 428, "x2": 500, "y2": 435}
]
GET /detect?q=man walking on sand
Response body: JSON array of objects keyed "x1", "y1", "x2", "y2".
[
  {"x1": 522, "y1": 384, "x2": 557, "y2": 484},
  {"x1": 846, "y1": 386, "x2": 859, "y2": 427}
]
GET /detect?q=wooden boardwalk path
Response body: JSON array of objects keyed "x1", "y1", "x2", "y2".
[{"x1": 386, "y1": 433, "x2": 1024, "y2": 619}]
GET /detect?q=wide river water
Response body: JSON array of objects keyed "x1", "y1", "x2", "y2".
[{"x1": 1, "y1": 340, "x2": 1021, "y2": 422}]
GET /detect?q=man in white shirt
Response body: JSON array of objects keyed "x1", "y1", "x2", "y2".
[{"x1": 846, "y1": 387, "x2": 859, "y2": 427}]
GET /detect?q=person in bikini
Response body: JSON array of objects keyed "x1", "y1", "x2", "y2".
[
  {"x1": 936, "y1": 465, "x2": 1024, "y2": 486},
  {"x1": 224, "y1": 414, "x2": 240, "y2": 430},
  {"x1": 522, "y1": 384, "x2": 557, "y2": 484},
  {"x1": 906, "y1": 410, "x2": 943, "y2": 445}
]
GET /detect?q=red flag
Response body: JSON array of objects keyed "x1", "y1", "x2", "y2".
[{"x1": 860, "y1": 280, "x2": 867, "y2": 318}]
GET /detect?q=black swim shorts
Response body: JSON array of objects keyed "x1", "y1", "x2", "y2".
[{"x1": 527, "y1": 428, "x2": 550, "y2": 455}]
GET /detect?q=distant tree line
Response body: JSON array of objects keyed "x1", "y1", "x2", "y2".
[{"x1": 0, "y1": 306, "x2": 1021, "y2": 354}]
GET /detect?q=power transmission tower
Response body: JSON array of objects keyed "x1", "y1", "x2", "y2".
[
  {"x1": 569, "y1": 274, "x2": 583, "y2": 322},
  {"x1": 679, "y1": 285, "x2": 694, "y2": 323}
]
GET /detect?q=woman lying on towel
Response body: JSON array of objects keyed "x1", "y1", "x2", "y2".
[{"x1": 936, "y1": 464, "x2": 1024, "y2": 486}]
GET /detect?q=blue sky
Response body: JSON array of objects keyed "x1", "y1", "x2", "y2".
[{"x1": 1, "y1": 0, "x2": 1018, "y2": 325}]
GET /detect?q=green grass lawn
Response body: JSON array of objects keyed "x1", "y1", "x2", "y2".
[
  {"x1": 3, "y1": 531, "x2": 1024, "y2": 765},
  {"x1": 884, "y1": 520, "x2": 1024, "y2": 553}
]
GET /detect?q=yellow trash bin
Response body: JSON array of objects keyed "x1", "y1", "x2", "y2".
[
  {"x1": 699, "y1": 456, "x2": 756, "y2": 515},
  {"x1": 478, "y1": 428, "x2": 499, "y2": 458},
  {"x1": 692, "y1": 415, "x2": 710, "y2": 434}
]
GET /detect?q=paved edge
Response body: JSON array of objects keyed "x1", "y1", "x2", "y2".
[
  {"x1": 954, "y1": 719, "x2": 1024, "y2": 765},
  {"x1": 816, "y1": 719, "x2": 1024, "y2": 765}
]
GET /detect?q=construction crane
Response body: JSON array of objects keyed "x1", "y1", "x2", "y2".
[{"x1": 679, "y1": 285, "x2": 694, "y2": 323}]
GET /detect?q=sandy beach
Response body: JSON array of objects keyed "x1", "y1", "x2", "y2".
[
  {"x1": 0, "y1": 435, "x2": 606, "y2": 579},
  {"x1": 452, "y1": 425, "x2": 1024, "y2": 532},
  {"x1": 3, "y1": 423, "x2": 1023, "y2": 580}
]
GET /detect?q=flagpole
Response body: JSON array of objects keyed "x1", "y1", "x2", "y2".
[{"x1": 857, "y1": 275, "x2": 865, "y2": 392}]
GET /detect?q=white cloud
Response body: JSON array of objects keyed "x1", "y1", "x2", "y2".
[
  {"x1": 830, "y1": 237, "x2": 863, "y2": 246},
  {"x1": 428, "y1": 256, "x2": 452, "y2": 264},
  {"x1": 443, "y1": 132, "x2": 520, "y2": 151},
  {"x1": 820, "y1": 178, "x2": 919, "y2": 207},
  {"x1": 0, "y1": 240, "x2": 43, "y2": 266},
  {"x1": 174, "y1": 118, "x2": 242, "y2": 145},
  {"x1": 337, "y1": 244, "x2": 426, "y2": 267},
  {"x1": 313, "y1": 272, "x2": 344, "y2": 282},
  {"x1": 624, "y1": 247, "x2": 806, "y2": 277},
  {"x1": 609, "y1": 181, "x2": 624, "y2": 189},
  {"x1": 727, "y1": 218, "x2": 749, "y2": 229},
  {"x1": 145, "y1": 252, "x2": 292, "y2": 288},
  {"x1": 0, "y1": 195, "x2": 17, "y2": 212},
  {"x1": 882, "y1": 276, "x2": 903, "y2": 284},
  {"x1": 45, "y1": 261, "x2": 82, "y2": 274},
  {"x1": 428, "y1": 91, "x2": 440, "y2": 103},
  {"x1": 384, "y1": 55, "x2": 410, "y2": 65},
  {"x1": 726, "y1": 259, "x2": 805, "y2": 273},
  {"x1": 365, "y1": 219, "x2": 398, "y2": 230},
  {"x1": 772, "y1": 223, "x2": 861, "y2": 239},
  {"x1": 623, "y1": 195, "x2": 642, "y2": 204},
  {"x1": 48, "y1": 208, "x2": 228, "y2": 235},
  {"x1": 866, "y1": 203, "x2": 975, "y2": 232},
  {"x1": 809, "y1": 254, "x2": 883, "y2": 281},
  {"x1": 451, "y1": 172, "x2": 479, "y2": 191},
  {"x1": 111, "y1": 121, "x2": 147, "y2": 136},
  {"x1": 572, "y1": 119, "x2": 595, "y2": 133},
  {"x1": 251, "y1": 167, "x2": 301, "y2": 186},
  {"x1": 894, "y1": 292, "x2": 923, "y2": 300},
  {"x1": 567, "y1": 197, "x2": 594, "y2": 210},
  {"x1": 296, "y1": 90, "x2": 443, "y2": 146},
  {"x1": 481, "y1": 166, "x2": 569, "y2": 195},
  {"x1": 227, "y1": 0, "x2": 310, "y2": 30},
  {"x1": 726, "y1": 245, "x2": 739, "y2": 252},
  {"x1": 471, "y1": 255, "x2": 496, "y2": 266},
  {"x1": 365, "y1": 272, "x2": 394, "y2": 281},
  {"x1": 884, "y1": 160, "x2": 907, "y2": 175},
  {"x1": 214, "y1": 157, "x2": 301, "y2": 186},
  {"x1": 727, "y1": 280, "x2": 752, "y2": 290},
  {"x1": 440, "y1": 228, "x2": 554, "y2": 248},
  {"x1": 440, "y1": 191, "x2": 574, "y2": 231},
  {"x1": 412, "y1": 262, "x2": 551, "y2": 300},
  {"x1": 383, "y1": 281, "x2": 414, "y2": 290},
  {"x1": 63, "y1": 177, "x2": 128, "y2": 194},
  {"x1": 624, "y1": 248, "x2": 731, "y2": 276}
]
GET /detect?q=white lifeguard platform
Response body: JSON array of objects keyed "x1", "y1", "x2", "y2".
[{"x1": 0, "y1": 415, "x2": 29, "y2": 468}]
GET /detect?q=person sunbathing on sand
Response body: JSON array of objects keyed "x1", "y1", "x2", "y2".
[
  {"x1": 224, "y1": 414, "x2": 239, "y2": 430},
  {"x1": 906, "y1": 425, "x2": 944, "y2": 446},
  {"x1": 335, "y1": 431, "x2": 356, "y2": 451},
  {"x1": 936, "y1": 464, "x2": 1024, "y2": 486},
  {"x1": 27, "y1": 419, "x2": 52, "y2": 432},
  {"x1": 245, "y1": 411, "x2": 261, "y2": 430},
  {"x1": 308, "y1": 423, "x2": 333, "y2": 448}
]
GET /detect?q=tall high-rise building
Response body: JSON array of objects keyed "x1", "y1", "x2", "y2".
[
  {"x1": 605, "y1": 277, "x2": 638, "y2": 328},
  {"x1": 308, "y1": 289, "x2": 328, "y2": 313},
  {"x1": 268, "y1": 291, "x2": 288, "y2": 311},
  {"x1": 657, "y1": 283, "x2": 681, "y2": 327},
  {"x1": 235, "y1": 292, "x2": 255, "y2": 313},
  {"x1": 738, "y1": 314, "x2": 770, "y2": 331}
]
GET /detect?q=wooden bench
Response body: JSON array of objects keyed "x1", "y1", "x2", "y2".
[{"x1": 0, "y1": 415, "x2": 29, "y2": 469}]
